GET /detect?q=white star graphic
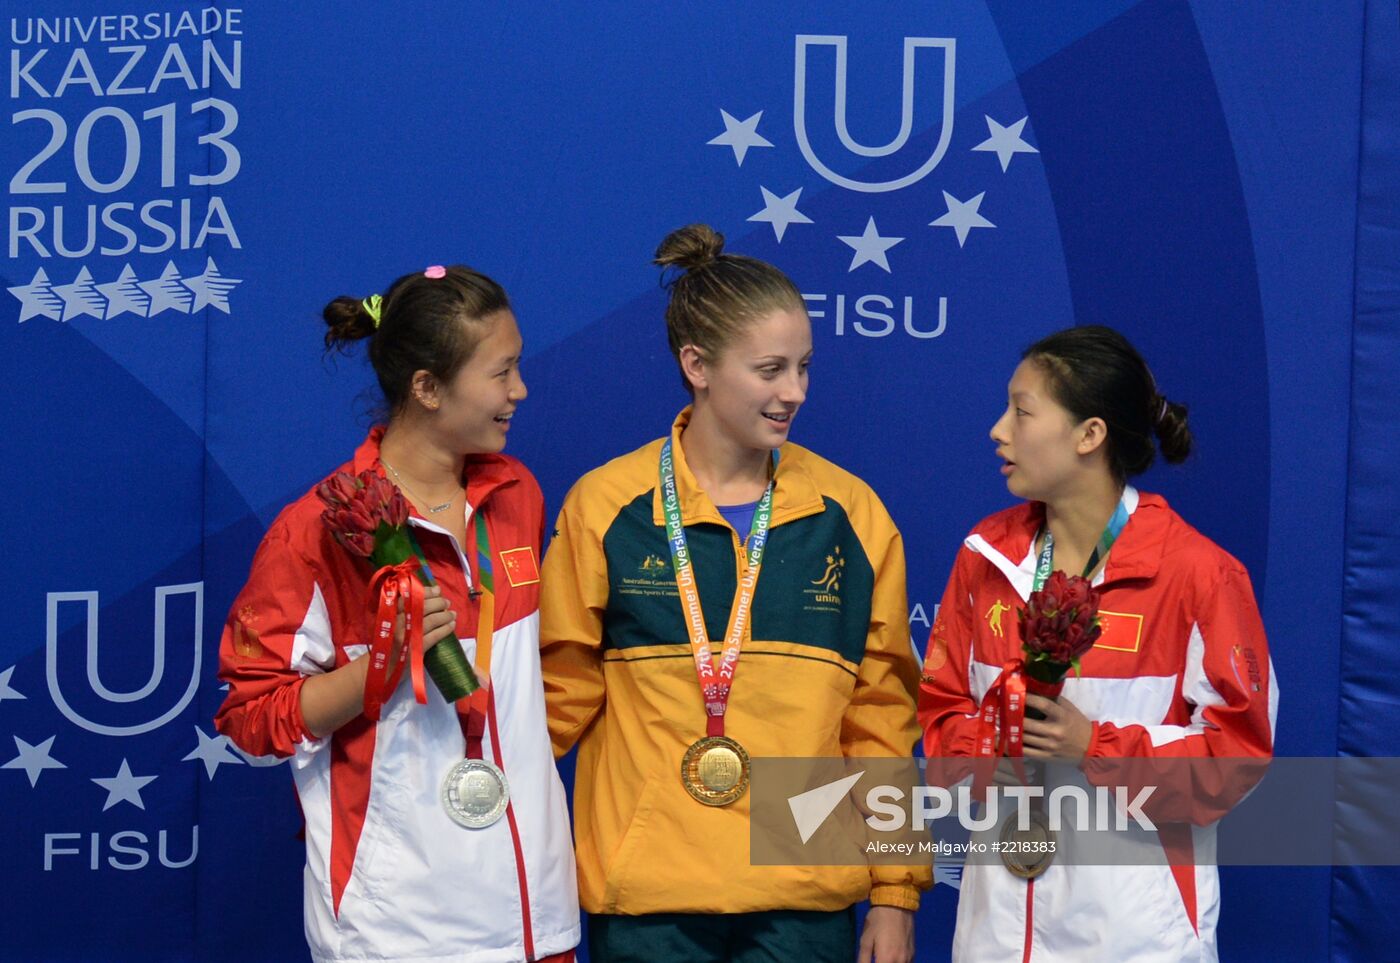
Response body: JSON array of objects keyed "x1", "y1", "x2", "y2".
[
  {"x1": 139, "y1": 262, "x2": 194, "y2": 317},
  {"x1": 930, "y1": 191, "x2": 996, "y2": 247},
  {"x1": 182, "y1": 726, "x2": 244, "y2": 780},
  {"x1": 747, "y1": 187, "x2": 813, "y2": 243},
  {"x1": 92, "y1": 758, "x2": 158, "y2": 811},
  {"x1": 98, "y1": 265, "x2": 152, "y2": 319},
  {"x1": 183, "y1": 257, "x2": 243, "y2": 314},
  {"x1": 3, "y1": 735, "x2": 66, "y2": 787},
  {"x1": 837, "y1": 217, "x2": 904, "y2": 273},
  {"x1": 707, "y1": 109, "x2": 774, "y2": 166},
  {"x1": 972, "y1": 115, "x2": 1039, "y2": 172},
  {"x1": 7, "y1": 268, "x2": 63, "y2": 322},
  {"x1": 0, "y1": 666, "x2": 25, "y2": 703},
  {"x1": 52, "y1": 266, "x2": 108, "y2": 322}
]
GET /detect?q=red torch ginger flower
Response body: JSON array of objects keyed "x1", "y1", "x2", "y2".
[{"x1": 317, "y1": 470, "x2": 409, "y2": 557}]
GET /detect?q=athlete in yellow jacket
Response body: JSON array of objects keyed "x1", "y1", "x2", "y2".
[{"x1": 540, "y1": 224, "x2": 930, "y2": 963}]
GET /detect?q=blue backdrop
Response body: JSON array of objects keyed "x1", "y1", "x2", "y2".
[{"x1": 1, "y1": 2, "x2": 1391, "y2": 959}]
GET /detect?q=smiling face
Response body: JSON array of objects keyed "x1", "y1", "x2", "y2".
[
  {"x1": 687, "y1": 306, "x2": 812, "y2": 452},
  {"x1": 428, "y1": 309, "x2": 526, "y2": 454},
  {"x1": 989, "y1": 358, "x2": 1099, "y2": 501}
]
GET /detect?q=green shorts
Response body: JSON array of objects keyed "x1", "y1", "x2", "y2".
[{"x1": 588, "y1": 907, "x2": 857, "y2": 963}]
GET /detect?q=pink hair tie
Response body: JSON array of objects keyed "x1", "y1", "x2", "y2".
[
  {"x1": 1157, "y1": 397, "x2": 1169, "y2": 424},
  {"x1": 423, "y1": 265, "x2": 446, "y2": 279}
]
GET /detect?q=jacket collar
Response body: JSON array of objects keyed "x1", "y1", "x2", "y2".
[
  {"x1": 351, "y1": 426, "x2": 519, "y2": 519},
  {"x1": 965, "y1": 486, "x2": 1168, "y2": 601},
  {"x1": 650, "y1": 406, "x2": 826, "y2": 527}
]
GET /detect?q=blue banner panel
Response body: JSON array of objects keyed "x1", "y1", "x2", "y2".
[
  {"x1": 1335, "y1": 0, "x2": 1400, "y2": 960},
  {"x1": 0, "y1": 2, "x2": 1375, "y2": 960}
]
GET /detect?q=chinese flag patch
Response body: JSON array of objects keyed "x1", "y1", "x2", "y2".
[
  {"x1": 499, "y1": 547, "x2": 541, "y2": 587},
  {"x1": 1094, "y1": 610, "x2": 1144, "y2": 653}
]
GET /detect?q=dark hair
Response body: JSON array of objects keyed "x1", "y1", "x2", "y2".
[
  {"x1": 654, "y1": 224, "x2": 804, "y2": 392},
  {"x1": 323, "y1": 265, "x2": 509, "y2": 413},
  {"x1": 1023, "y1": 325, "x2": 1192, "y2": 480}
]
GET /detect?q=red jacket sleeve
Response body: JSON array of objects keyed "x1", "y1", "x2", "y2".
[
  {"x1": 1082, "y1": 564, "x2": 1276, "y2": 824},
  {"x1": 214, "y1": 521, "x2": 338, "y2": 758},
  {"x1": 917, "y1": 547, "x2": 984, "y2": 766}
]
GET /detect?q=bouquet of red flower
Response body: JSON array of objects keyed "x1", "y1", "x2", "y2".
[
  {"x1": 972, "y1": 570, "x2": 1104, "y2": 789},
  {"x1": 1018, "y1": 571, "x2": 1102, "y2": 717},
  {"x1": 317, "y1": 469, "x2": 479, "y2": 717}
]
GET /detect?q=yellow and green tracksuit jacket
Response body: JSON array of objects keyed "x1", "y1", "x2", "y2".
[{"x1": 540, "y1": 408, "x2": 931, "y2": 915}]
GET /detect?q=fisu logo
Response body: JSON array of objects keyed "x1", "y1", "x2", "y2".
[
  {"x1": 46, "y1": 582, "x2": 203, "y2": 736},
  {"x1": 793, "y1": 35, "x2": 956, "y2": 193},
  {"x1": 707, "y1": 30, "x2": 1038, "y2": 339}
]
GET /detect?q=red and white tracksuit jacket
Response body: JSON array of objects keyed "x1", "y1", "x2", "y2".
[
  {"x1": 918, "y1": 488, "x2": 1277, "y2": 963},
  {"x1": 215, "y1": 429, "x2": 579, "y2": 963}
]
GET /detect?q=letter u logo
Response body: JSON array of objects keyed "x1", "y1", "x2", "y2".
[
  {"x1": 794, "y1": 35, "x2": 957, "y2": 193},
  {"x1": 46, "y1": 582, "x2": 203, "y2": 736}
]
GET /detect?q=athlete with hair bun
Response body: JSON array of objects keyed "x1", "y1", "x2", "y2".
[
  {"x1": 541, "y1": 225, "x2": 931, "y2": 963},
  {"x1": 919, "y1": 325, "x2": 1277, "y2": 962},
  {"x1": 215, "y1": 265, "x2": 579, "y2": 962}
]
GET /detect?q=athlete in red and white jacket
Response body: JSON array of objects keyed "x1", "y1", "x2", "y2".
[
  {"x1": 920, "y1": 326, "x2": 1276, "y2": 963},
  {"x1": 216, "y1": 431, "x2": 578, "y2": 962},
  {"x1": 920, "y1": 488, "x2": 1276, "y2": 962},
  {"x1": 216, "y1": 265, "x2": 578, "y2": 963}
]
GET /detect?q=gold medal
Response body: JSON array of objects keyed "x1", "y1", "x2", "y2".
[
  {"x1": 681, "y1": 735, "x2": 751, "y2": 806},
  {"x1": 999, "y1": 807, "x2": 1057, "y2": 879}
]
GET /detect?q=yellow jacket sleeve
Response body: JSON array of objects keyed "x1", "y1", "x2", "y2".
[
  {"x1": 841, "y1": 497, "x2": 933, "y2": 907},
  {"x1": 539, "y1": 485, "x2": 610, "y2": 759}
]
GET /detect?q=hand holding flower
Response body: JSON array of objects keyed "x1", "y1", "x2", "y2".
[
  {"x1": 387, "y1": 584, "x2": 457, "y2": 667},
  {"x1": 318, "y1": 468, "x2": 479, "y2": 714},
  {"x1": 1021, "y1": 694, "x2": 1093, "y2": 762}
]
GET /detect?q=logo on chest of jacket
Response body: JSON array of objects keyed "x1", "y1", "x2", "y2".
[
  {"x1": 1093, "y1": 610, "x2": 1144, "y2": 653},
  {"x1": 803, "y1": 546, "x2": 845, "y2": 613},
  {"x1": 498, "y1": 547, "x2": 540, "y2": 587},
  {"x1": 618, "y1": 551, "x2": 679, "y2": 598},
  {"x1": 984, "y1": 599, "x2": 1011, "y2": 637}
]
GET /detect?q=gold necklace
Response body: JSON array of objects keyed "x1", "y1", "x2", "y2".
[{"x1": 381, "y1": 459, "x2": 459, "y2": 514}]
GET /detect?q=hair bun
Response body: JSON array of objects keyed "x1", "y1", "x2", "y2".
[
  {"x1": 322, "y1": 295, "x2": 377, "y2": 351},
  {"x1": 1154, "y1": 396, "x2": 1193, "y2": 464},
  {"x1": 654, "y1": 223, "x2": 725, "y2": 272}
]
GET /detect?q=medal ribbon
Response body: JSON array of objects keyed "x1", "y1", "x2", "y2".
[
  {"x1": 363, "y1": 558, "x2": 428, "y2": 722},
  {"x1": 973, "y1": 492, "x2": 1132, "y2": 787},
  {"x1": 659, "y1": 439, "x2": 776, "y2": 739},
  {"x1": 402, "y1": 521, "x2": 496, "y2": 761},
  {"x1": 461, "y1": 511, "x2": 496, "y2": 761},
  {"x1": 1031, "y1": 496, "x2": 1130, "y2": 593}
]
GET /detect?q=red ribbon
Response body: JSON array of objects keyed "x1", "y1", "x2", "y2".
[
  {"x1": 972, "y1": 660, "x2": 1067, "y2": 793},
  {"x1": 363, "y1": 559, "x2": 427, "y2": 722}
]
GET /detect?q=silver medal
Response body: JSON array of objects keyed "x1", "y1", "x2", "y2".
[{"x1": 441, "y1": 758, "x2": 509, "y2": 829}]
